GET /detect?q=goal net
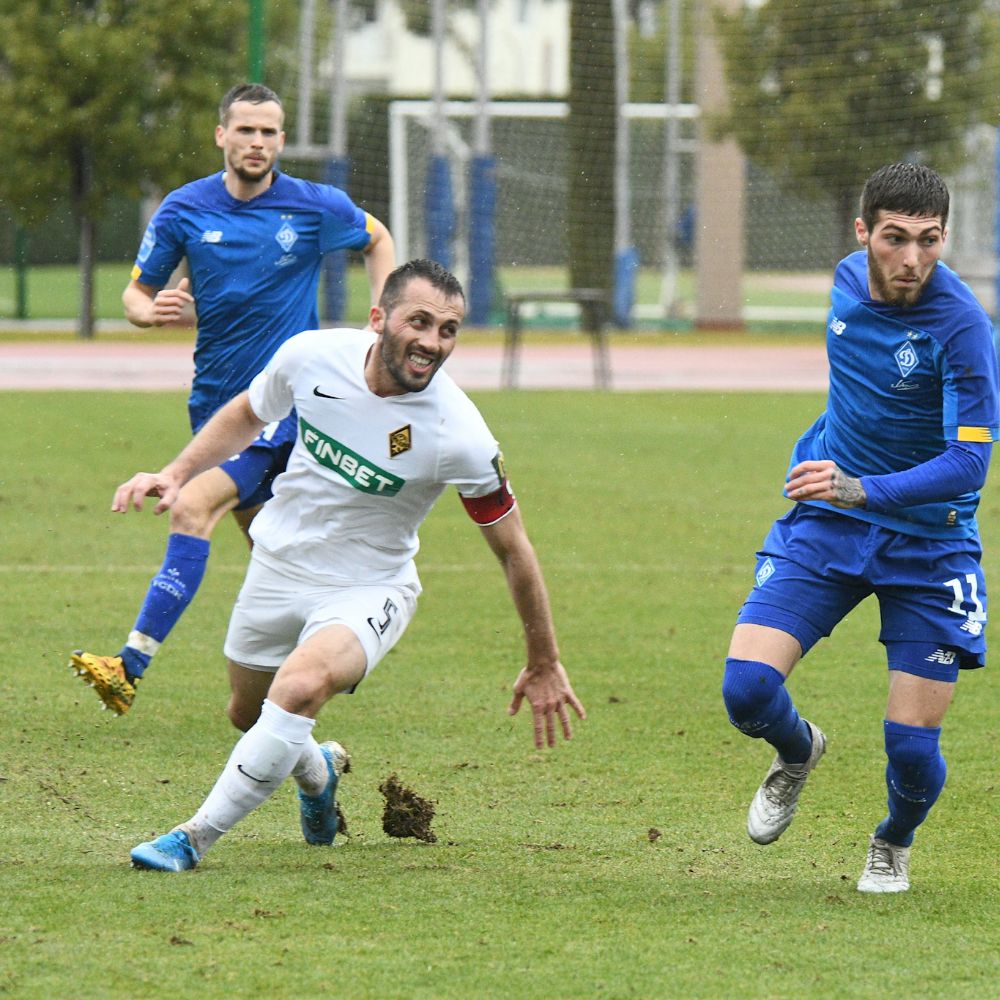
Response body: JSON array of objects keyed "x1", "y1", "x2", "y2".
[{"x1": 388, "y1": 99, "x2": 698, "y2": 326}]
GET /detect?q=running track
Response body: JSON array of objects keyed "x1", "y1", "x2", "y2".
[{"x1": 0, "y1": 340, "x2": 829, "y2": 392}]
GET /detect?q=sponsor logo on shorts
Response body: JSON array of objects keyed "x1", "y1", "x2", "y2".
[
  {"x1": 389, "y1": 425, "x2": 412, "y2": 457},
  {"x1": 924, "y1": 648, "x2": 956, "y2": 665},
  {"x1": 300, "y1": 417, "x2": 404, "y2": 495},
  {"x1": 961, "y1": 618, "x2": 983, "y2": 637},
  {"x1": 755, "y1": 557, "x2": 775, "y2": 587}
]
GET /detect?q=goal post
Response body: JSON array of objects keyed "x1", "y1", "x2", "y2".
[{"x1": 388, "y1": 98, "x2": 698, "y2": 327}]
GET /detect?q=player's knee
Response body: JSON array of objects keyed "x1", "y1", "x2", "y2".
[
  {"x1": 722, "y1": 657, "x2": 781, "y2": 725},
  {"x1": 227, "y1": 697, "x2": 263, "y2": 732},
  {"x1": 884, "y1": 722, "x2": 945, "y2": 787},
  {"x1": 169, "y1": 490, "x2": 217, "y2": 536}
]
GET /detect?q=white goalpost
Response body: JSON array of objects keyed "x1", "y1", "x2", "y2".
[{"x1": 388, "y1": 98, "x2": 699, "y2": 324}]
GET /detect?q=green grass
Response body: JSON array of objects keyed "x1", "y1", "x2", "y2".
[
  {"x1": 1, "y1": 263, "x2": 832, "y2": 334},
  {"x1": 3, "y1": 390, "x2": 999, "y2": 998}
]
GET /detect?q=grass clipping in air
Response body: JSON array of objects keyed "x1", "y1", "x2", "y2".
[{"x1": 379, "y1": 773, "x2": 437, "y2": 843}]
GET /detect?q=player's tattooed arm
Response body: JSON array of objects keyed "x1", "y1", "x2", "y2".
[{"x1": 785, "y1": 459, "x2": 867, "y2": 509}]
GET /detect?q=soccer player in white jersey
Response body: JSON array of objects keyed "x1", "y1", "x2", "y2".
[
  {"x1": 723, "y1": 164, "x2": 999, "y2": 893},
  {"x1": 70, "y1": 83, "x2": 395, "y2": 716},
  {"x1": 113, "y1": 259, "x2": 586, "y2": 871}
]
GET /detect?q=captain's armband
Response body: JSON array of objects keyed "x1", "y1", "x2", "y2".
[{"x1": 460, "y1": 481, "x2": 517, "y2": 526}]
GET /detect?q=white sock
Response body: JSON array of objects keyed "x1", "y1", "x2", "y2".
[
  {"x1": 182, "y1": 699, "x2": 316, "y2": 856},
  {"x1": 290, "y1": 737, "x2": 329, "y2": 796}
]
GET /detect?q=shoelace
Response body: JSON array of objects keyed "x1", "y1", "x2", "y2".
[{"x1": 866, "y1": 843, "x2": 900, "y2": 876}]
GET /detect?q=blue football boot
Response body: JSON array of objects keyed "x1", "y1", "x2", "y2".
[
  {"x1": 131, "y1": 830, "x2": 200, "y2": 872},
  {"x1": 299, "y1": 741, "x2": 351, "y2": 846}
]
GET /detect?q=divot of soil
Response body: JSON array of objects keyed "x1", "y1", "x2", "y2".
[{"x1": 379, "y1": 773, "x2": 437, "y2": 843}]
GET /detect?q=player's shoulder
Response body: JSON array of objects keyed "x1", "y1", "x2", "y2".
[
  {"x1": 271, "y1": 171, "x2": 358, "y2": 211},
  {"x1": 158, "y1": 173, "x2": 227, "y2": 212}
]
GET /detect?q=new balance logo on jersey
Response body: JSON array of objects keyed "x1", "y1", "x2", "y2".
[
  {"x1": 829, "y1": 316, "x2": 846, "y2": 336},
  {"x1": 924, "y1": 649, "x2": 956, "y2": 665},
  {"x1": 300, "y1": 417, "x2": 404, "y2": 495},
  {"x1": 201, "y1": 230, "x2": 223, "y2": 243}
]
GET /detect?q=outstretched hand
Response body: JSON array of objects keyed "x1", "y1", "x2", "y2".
[
  {"x1": 111, "y1": 471, "x2": 182, "y2": 516},
  {"x1": 508, "y1": 661, "x2": 587, "y2": 748}
]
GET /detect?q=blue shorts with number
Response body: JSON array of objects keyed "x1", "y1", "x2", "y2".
[
  {"x1": 736, "y1": 504, "x2": 987, "y2": 682},
  {"x1": 191, "y1": 406, "x2": 297, "y2": 513}
]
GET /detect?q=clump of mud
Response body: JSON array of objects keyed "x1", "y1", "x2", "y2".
[{"x1": 379, "y1": 773, "x2": 437, "y2": 843}]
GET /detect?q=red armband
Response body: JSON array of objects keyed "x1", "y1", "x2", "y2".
[{"x1": 460, "y1": 481, "x2": 517, "y2": 525}]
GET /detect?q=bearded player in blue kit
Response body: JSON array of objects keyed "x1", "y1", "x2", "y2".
[
  {"x1": 70, "y1": 83, "x2": 395, "y2": 714},
  {"x1": 722, "y1": 163, "x2": 999, "y2": 893}
]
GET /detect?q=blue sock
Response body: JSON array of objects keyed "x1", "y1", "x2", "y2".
[
  {"x1": 875, "y1": 720, "x2": 946, "y2": 848},
  {"x1": 118, "y1": 533, "x2": 211, "y2": 680},
  {"x1": 722, "y1": 657, "x2": 813, "y2": 764}
]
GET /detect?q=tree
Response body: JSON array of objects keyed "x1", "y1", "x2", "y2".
[
  {"x1": 0, "y1": 0, "x2": 245, "y2": 338},
  {"x1": 567, "y1": 0, "x2": 616, "y2": 298},
  {"x1": 713, "y1": 0, "x2": 996, "y2": 255}
]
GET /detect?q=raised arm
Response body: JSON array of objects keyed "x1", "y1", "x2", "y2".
[
  {"x1": 479, "y1": 506, "x2": 586, "y2": 748},
  {"x1": 361, "y1": 216, "x2": 396, "y2": 308},
  {"x1": 112, "y1": 393, "x2": 266, "y2": 516}
]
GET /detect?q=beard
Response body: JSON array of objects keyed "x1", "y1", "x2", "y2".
[
  {"x1": 379, "y1": 336, "x2": 440, "y2": 394},
  {"x1": 867, "y1": 248, "x2": 934, "y2": 307}
]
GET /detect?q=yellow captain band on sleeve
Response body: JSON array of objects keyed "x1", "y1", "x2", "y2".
[
  {"x1": 131, "y1": 264, "x2": 142, "y2": 280},
  {"x1": 364, "y1": 212, "x2": 376, "y2": 235},
  {"x1": 956, "y1": 426, "x2": 996, "y2": 443}
]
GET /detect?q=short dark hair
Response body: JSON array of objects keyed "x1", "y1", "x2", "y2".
[
  {"x1": 379, "y1": 259, "x2": 465, "y2": 316},
  {"x1": 860, "y1": 163, "x2": 949, "y2": 232},
  {"x1": 219, "y1": 83, "x2": 283, "y2": 125}
]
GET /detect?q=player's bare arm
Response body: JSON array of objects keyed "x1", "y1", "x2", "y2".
[
  {"x1": 122, "y1": 276, "x2": 195, "y2": 328},
  {"x1": 361, "y1": 216, "x2": 397, "y2": 309},
  {"x1": 479, "y1": 506, "x2": 587, "y2": 747},
  {"x1": 113, "y1": 393, "x2": 266, "y2": 516},
  {"x1": 786, "y1": 458, "x2": 867, "y2": 509}
]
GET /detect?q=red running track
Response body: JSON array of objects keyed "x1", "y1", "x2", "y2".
[{"x1": 0, "y1": 340, "x2": 829, "y2": 392}]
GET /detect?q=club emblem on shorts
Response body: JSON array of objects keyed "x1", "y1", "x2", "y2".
[
  {"x1": 894, "y1": 342, "x2": 919, "y2": 377},
  {"x1": 389, "y1": 425, "x2": 412, "y2": 457},
  {"x1": 755, "y1": 558, "x2": 775, "y2": 588}
]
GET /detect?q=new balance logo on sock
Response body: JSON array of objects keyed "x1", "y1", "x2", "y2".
[{"x1": 924, "y1": 649, "x2": 956, "y2": 665}]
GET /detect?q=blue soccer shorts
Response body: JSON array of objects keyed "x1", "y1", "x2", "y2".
[
  {"x1": 218, "y1": 411, "x2": 297, "y2": 511},
  {"x1": 736, "y1": 504, "x2": 987, "y2": 682},
  {"x1": 189, "y1": 404, "x2": 298, "y2": 512}
]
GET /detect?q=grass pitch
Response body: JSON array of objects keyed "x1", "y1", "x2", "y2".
[{"x1": 3, "y1": 389, "x2": 1000, "y2": 998}]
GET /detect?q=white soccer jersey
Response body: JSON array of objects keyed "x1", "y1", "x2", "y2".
[{"x1": 246, "y1": 328, "x2": 507, "y2": 587}]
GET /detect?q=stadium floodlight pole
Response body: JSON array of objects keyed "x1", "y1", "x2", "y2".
[
  {"x1": 612, "y1": 0, "x2": 637, "y2": 328},
  {"x1": 659, "y1": 0, "x2": 683, "y2": 319},
  {"x1": 323, "y1": 0, "x2": 351, "y2": 323},
  {"x1": 468, "y1": 0, "x2": 496, "y2": 325},
  {"x1": 248, "y1": 0, "x2": 266, "y2": 82},
  {"x1": 425, "y1": 0, "x2": 455, "y2": 269}
]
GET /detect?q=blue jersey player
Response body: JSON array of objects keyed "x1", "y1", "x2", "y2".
[
  {"x1": 70, "y1": 83, "x2": 395, "y2": 716},
  {"x1": 722, "y1": 163, "x2": 999, "y2": 894}
]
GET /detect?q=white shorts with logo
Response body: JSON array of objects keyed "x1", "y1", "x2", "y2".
[{"x1": 223, "y1": 552, "x2": 419, "y2": 677}]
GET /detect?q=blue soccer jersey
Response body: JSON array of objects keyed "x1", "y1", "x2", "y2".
[
  {"x1": 131, "y1": 170, "x2": 374, "y2": 429},
  {"x1": 789, "y1": 250, "x2": 1000, "y2": 539}
]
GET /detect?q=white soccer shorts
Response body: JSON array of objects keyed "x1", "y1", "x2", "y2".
[{"x1": 223, "y1": 553, "x2": 419, "y2": 677}]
